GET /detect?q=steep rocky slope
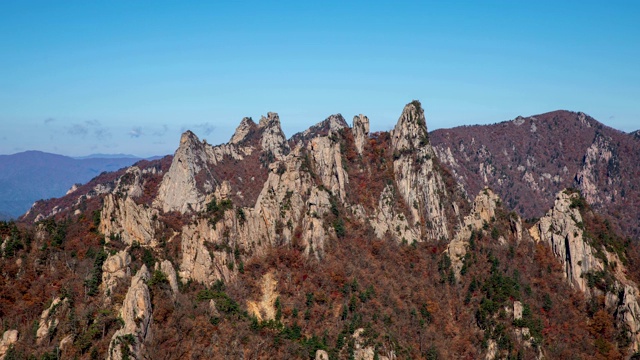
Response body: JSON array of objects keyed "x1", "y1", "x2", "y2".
[
  {"x1": 430, "y1": 110, "x2": 640, "y2": 240},
  {"x1": 530, "y1": 189, "x2": 640, "y2": 351},
  {"x1": 1, "y1": 101, "x2": 639, "y2": 359}
]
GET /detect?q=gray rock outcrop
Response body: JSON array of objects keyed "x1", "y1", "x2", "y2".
[
  {"x1": 530, "y1": 189, "x2": 640, "y2": 351},
  {"x1": 155, "y1": 131, "x2": 211, "y2": 213},
  {"x1": 100, "y1": 194, "x2": 159, "y2": 246},
  {"x1": 390, "y1": 101, "x2": 455, "y2": 241},
  {"x1": 258, "y1": 112, "x2": 290, "y2": 159},
  {"x1": 315, "y1": 349, "x2": 329, "y2": 360},
  {"x1": 36, "y1": 297, "x2": 66, "y2": 345},
  {"x1": 575, "y1": 133, "x2": 616, "y2": 205},
  {"x1": 529, "y1": 190, "x2": 601, "y2": 293},
  {"x1": 102, "y1": 250, "x2": 132, "y2": 298},
  {"x1": 156, "y1": 114, "x2": 290, "y2": 214},
  {"x1": 102, "y1": 102, "x2": 464, "y2": 296},
  {"x1": 352, "y1": 114, "x2": 369, "y2": 155},
  {"x1": 107, "y1": 265, "x2": 152, "y2": 360},
  {"x1": 157, "y1": 260, "x2": 179, "y2": 300},
  {"x1": 447, "y1": 188, "x2": 502, "y2": 277},
  {"x1": 0, "y1": 330, "x2": 18, "y2": 360},
  {"x1": 352, "y1": 328, "x2": 396, "y2": 360},
  {"x1": 371, "y1": 185, "x2": 420, "y2": 243}
]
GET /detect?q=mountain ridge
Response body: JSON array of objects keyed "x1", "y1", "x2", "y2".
[
  {"x1": 3, "y1": 101, "x2": 640, "y2": 359},
  {"x1": 430, "y1": 109, "x2": 640, "y2": 240}
]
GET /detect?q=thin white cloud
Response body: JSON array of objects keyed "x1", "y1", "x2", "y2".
[{"x1": 129, "y1": 127, "x2": 143, "y2": 138}]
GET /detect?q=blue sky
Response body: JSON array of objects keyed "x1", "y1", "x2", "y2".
[{"x1": 0, "y1": 1, "x2": 638, "y2": 157}]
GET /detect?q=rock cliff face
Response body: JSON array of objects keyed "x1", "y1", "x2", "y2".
[
  {"x1": 158, "y1": 260, "x2": 179, "y2": 299},
  {"x1": 447, "y1": 188, "x2": 502, "y2": 277},
  {"x1": 529, "y1": 191, "x2": 601, "y2": 293},
  {"x1": 370, "y1": 185, "x2": 420, "y2": 244},
  {"x1": 289, "y1": 114, "x2": 348, "y2": 146},
  {"x1": 100, "y1": 195, "x2": 159, "y2": 246},
  {"x1": 169, "y1": 103, "x2": 466, "y2": 283},
  {"x1": 155, "y1": 131, "x2": 215, "y2": 213},
  {"x1": 530, "y1": 189, "x2": 640, "y2": 350},
  {"x1": 79, "y1": 102, "x2": 466, "y2": 292},
  {"x1": 155, "y1": 113, "x2": 290, "y2": 214},
  {"x1": 258, "y1": 113, "x2": 290, "y2": 159},
  {"x1": 102, "y1": 250, "x2": 131, "y2": 299},
  {"x1": 575, "y1": 132, "x2": 619, "y2": 205},
  {"x1": 0, "y1": 330, "x2": 18, "y2": 360},
  {"x1": 107, "y1": 265, "x2": 152, "y2": 360},
  {"x1": 352, "y1": 114, "x2": 369, "y2": 155},
  {"x1": 391, "y1": 101, "x2": 458, "y2": 241},
  {"x1": 177, "y1": 130, "x2": 339, "y2": 284},
  {"x1": 35, "y1": 297, "x2": 66, "y2": 345}
]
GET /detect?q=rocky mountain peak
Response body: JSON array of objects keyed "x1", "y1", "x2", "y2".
[
  {"x1": 289, "y1": 114, "x2": 348, "y2": 146},
  {"x1": 229, "y1": 117, "x2": 257, "y2": 144},
  {"x1": 257, "y1": 112, "x2": 290, "y2": 159},
  {"x1": 180, "y1": 130, "x2": 200, "y2": 147},
  {"x1": 259, "y1": 112, "x2": 280, "y2": 127},
  {"x1": 155, "y1": 130, "x2": 210, "y2": 213},
  {"x1": 391, "y1": 100, "x2": 429, "y2": 152},
  {"x1": 324, "y1": 114, "x2": 349, "y2": 132},
  {"x1": 352, "y1": 114, "x2": 370, "y2": 154}
]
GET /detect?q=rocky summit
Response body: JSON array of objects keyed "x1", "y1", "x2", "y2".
[{"x1": 1, "y1": 101, "x2": 640, "y2": 359}]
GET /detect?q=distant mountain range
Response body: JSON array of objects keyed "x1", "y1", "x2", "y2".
[
  {"x1": 0, "y1": 151, "x2": 159, "y2": 219},
  {"x1": 72, "y1": 153, "x2": 140, "y2": 160}
]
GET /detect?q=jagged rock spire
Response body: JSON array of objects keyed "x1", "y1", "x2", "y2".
[
  {"x1": 391, "y1": 100, "x2": 429, "y2": 152},
  {"x1": 156, "y1": 130, "x2": 209, "y2": 213},
  {"x1": 258, "y1": 112, "x2": 290, "y2": 159},
  {"x1": 229, "y1": 117, "x2": 257, "y2": 144},
  {"x1": 352, "y1": 114, "x2": 369, "y2": 155},
  {"x1": 290, "y1": 114, "x2": 349, "y2": 146}
]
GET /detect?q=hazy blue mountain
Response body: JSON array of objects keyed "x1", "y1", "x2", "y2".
[
  {"x1": 0, "y1": 151, "x2": 144, "y2": 219},
  {"x1": 73, "y1": 153, "x2": 140, "y2": 160}
]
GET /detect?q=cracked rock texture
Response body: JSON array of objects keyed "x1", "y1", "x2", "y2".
[
  {"x1": 36, "y1": 297, "x2": 66, "y2": 345},
  {"x1": 447, "y1": 188, "x2": 503, "y2": 277},
  {"x1": 107, "y1": 265, "x2": 152, "y2": 360},
  {"x1": 391, "y1": 101, "x2": 455, "y2": 241},
  {"x1": 0, "y1": 330, "x2": 18, "y2": 360},
  {"x1": 530, "y1": 190, "x2": 640, "y2": 351}
]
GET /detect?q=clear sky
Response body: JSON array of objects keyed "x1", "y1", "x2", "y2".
[{"x1": 1, "y1": 1, "x2": 638, "y2": 157}]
